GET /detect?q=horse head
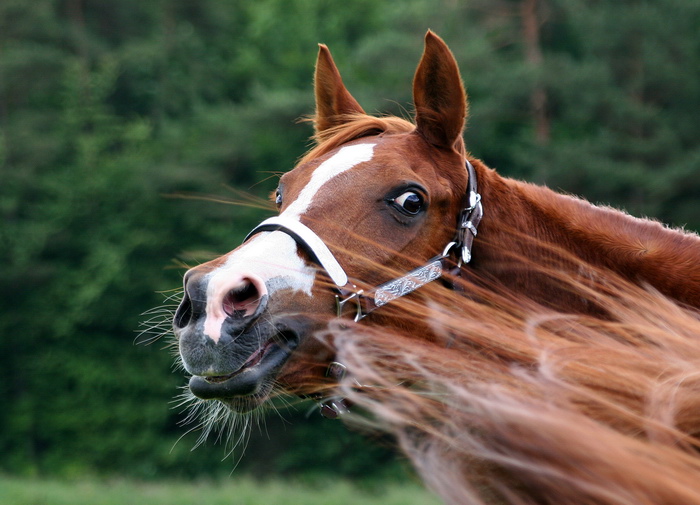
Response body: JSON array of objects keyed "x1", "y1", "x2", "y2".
[{"x1": 173, "y1": 31, "x2": 475, "y2": 413}]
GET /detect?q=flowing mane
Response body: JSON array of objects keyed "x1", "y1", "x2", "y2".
[{"x1": 332, "y1": 254, "x2": 700, "y2": 505}]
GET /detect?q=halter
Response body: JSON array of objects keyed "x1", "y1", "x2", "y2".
[{"x1": 243, "y1": 160, "x2": 483, "y2": 417}]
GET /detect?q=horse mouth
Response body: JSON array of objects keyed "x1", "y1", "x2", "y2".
[{"x1": 188, "y1": 332, "x2": 298, "y2": 408}]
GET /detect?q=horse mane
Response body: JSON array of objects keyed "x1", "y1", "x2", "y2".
[
  {"x1": 299, "y1": 113, "x2": 416, "y2": 165},
  {"x1": 320, "y1": 236, "x2": 700, "y2": 505}
]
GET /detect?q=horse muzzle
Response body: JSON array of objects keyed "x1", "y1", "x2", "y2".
[
  {"x1": 173, "y1": 269, "x2": 302, "y2": 407},
  {"x1": 187, "y1": 336, "x2": 297, "y2": 401}
]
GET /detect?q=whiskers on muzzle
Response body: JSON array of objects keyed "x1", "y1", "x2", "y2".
[
  {"x1": 171, "y1": 383, "x2": 292, "y2": 465},
  {"x1": 139, "y1": 287, "x2": 297, "y2": 463},
  {"x1": 136, "y1": 289, "x2": 183, "y2": 349}
]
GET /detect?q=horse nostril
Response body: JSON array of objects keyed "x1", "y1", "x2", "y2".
[
  {"x1": 174, "y1": 293, "x2": 193, "y2": 329},
  {"x1": 222, "y1": 278, "x2": 263, "y2": 317}
]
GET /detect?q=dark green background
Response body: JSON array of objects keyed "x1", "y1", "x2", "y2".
[{"x1": 2, "y1": 0, "x2": 699, "y2": 481}]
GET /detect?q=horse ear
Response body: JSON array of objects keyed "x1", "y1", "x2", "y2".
[
  {"x1": 413, "y1": 31, "x2": 467, "y2": 150},
  {"x1": 314, "y1": 44, "x2": 365, "y2": 134}
]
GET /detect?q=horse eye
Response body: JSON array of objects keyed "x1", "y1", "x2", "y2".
[
  {"x1": 393, "y1": 191, "x2": 424, "y2": 215},
  {"x1": 275, "y1": 190, "x2": 283, "y2": 207}
]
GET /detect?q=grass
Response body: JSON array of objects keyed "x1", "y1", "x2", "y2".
[{"x1": 0, "y1": 474, "x2": 442, "y2": 505}]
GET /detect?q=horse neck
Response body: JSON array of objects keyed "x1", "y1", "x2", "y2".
[{"x1": 472, "y1": 162, "x2": 700, "y2": 310}]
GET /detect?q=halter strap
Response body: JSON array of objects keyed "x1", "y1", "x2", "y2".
[
  {"x1": 336, "y1": 160, "x2": 482, "y2": 320},
  {"x1": 244, "y1": 160, "x2": 482, "y2": 321},
  {"x1": 244, "y1": 216, "x2": 349, "y2": 287},
  {"x1": 459, "y1": 159, "x2": 484, "y2": 264},
  {"x1": 243, "y1": 159, "x2": 483, "y2": 418}
]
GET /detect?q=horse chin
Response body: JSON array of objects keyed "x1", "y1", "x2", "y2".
[{"x1": 187, "y1": 330, "x2": 300, "y2": 412}]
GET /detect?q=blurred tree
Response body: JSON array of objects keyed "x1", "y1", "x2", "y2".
[{"x1": 0, "y1": 0, "x2": 698, "y2": 480}]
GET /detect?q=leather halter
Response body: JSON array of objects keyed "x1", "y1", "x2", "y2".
[
  {"x1": 243, "y1": 160, "x2": 483, "y2": 417},
  {"x1": 245, "y1": 160, "x2": 482, "y2": 317}
]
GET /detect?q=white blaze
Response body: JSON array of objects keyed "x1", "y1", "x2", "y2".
[
  {"x1": 203, "y1": 143, "x2": 376, "y2": 342},
  {"x1": 282, "y1": 143, "x2": 376, "y2": 219}
]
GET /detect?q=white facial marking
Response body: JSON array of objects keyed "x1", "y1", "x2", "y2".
[
  {"x1": 203, "y1": 143, "x2": 376, "y2": 342},
  {"x1": 203, "y1": 232, "x2": 314, "y2": 342},
  {"x1": 282, "y1": 143, "x2": 376, "y2": 220}
]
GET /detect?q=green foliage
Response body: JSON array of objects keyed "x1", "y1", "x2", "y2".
[{"x1": 1, "y1": 0, "x2": 699, "y2": 482}]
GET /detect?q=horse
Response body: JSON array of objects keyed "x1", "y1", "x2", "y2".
[{"x1": 171, "y1": 31, "x2": 700, "y2": 504}]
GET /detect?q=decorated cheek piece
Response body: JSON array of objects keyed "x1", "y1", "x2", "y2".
[{"x1": 243, "y1": 160, "x2": 483, "y2": 417}]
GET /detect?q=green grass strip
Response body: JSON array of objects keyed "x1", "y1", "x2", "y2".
[{"x1": 0, "y1": 474, "x2": 441, "y2": 505}]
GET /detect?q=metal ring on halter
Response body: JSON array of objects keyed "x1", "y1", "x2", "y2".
[
  {"x1": 442, "y1": 241, "x2": 466, "y2": 268},
  {"x1": 335, "y1": 288, "x2": 366, "y2": 321},
  {"x1": 468, "y1": 191, "x2": 481, "y2": 211},
  {"x1": 442, "y1": 241, "x2": 458, "y2": 257}
]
